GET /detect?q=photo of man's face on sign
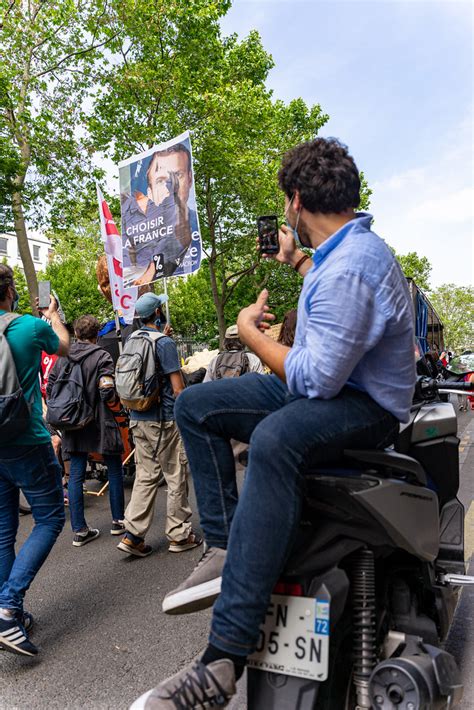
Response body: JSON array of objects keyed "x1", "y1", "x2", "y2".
[{"x1": 119, "y1": 132, "x2": 202, "y2": 287}]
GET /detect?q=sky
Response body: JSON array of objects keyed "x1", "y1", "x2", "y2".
[{"x1": 220, "y1": 0, "x2": 473, "y2": 288}]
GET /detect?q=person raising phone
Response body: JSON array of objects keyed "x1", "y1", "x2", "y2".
[
  {"x1": 130, "y1": 138, "x2": 416, "y2": 709},
  {"x1": 0, "y1": 268, "x2": 69, "y2": 657}
]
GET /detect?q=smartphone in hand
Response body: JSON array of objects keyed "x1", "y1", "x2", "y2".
[
  {"x1": 257, "y1": 216, "x2": 279, "y2": 254},
  {"x1": 38, "y1": 281, "x2": 51, "y2": 309}
]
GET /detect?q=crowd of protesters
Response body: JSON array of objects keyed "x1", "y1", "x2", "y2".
[{"x1": 0, "y1": 260, "x2": 273, "y2": 657}]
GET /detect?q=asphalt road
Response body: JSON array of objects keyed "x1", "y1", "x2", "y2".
[{"x1": 0, "y1": 409, "x2": 472, "y2": 710}]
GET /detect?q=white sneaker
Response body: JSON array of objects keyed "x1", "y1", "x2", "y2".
[{"x1": 162, "y1": 547, "x2": 226, "y2": 615}]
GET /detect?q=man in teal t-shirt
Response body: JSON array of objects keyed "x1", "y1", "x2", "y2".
[{"x1": 0, "y1": 264, "x2": 69, "y2": 657}]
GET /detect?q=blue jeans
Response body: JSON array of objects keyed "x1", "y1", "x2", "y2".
[
  {"x1": 68, "y1": 453, "x2": 125, "y2": 532},
  {"x1": 0, "y1": 443, "x2": 65, "y2": 613},
  {"x1": 175, "y1": 374, "x2": 398, "y2": 656}
]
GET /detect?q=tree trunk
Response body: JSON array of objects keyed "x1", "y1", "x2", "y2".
[
  {"x1": 209, "y1": 258, "x2": 226, "y2": 348},
  {"x1": 12, "y1": 189, "x2": 38, "y2": 314},
  {"x1": 204, "y1": 181, "x2": 226, "y2": 347}
]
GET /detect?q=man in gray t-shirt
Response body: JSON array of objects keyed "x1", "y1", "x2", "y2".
[{"x1": 117, "y1": 292, "x2": 202, "y2": 558}]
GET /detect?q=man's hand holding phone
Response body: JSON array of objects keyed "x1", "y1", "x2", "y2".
[
  {"x1": 36, "y1": 294, "x2": 59, "y2": 321},
  {"x1": 257, "y1": 223, "x2": 310, "y2": 275}
]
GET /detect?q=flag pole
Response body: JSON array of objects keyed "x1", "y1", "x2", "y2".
[
  {"x1": 114, "y1": 310, "x2": 123, "y2": 354},
  {"x1": 163, "y1": 277, "x2": 170, "y2": 323}
]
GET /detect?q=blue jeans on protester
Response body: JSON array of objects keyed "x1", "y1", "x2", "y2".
[
  {"x1": 175, "y1": 373, "x2": 398, "y2": 657},
  {"x1": 68, "y1": 453, "x2": 124, "y2": 532},
  {"x1": 0, "y1": 443, "x2": 65, "y2": 613}
]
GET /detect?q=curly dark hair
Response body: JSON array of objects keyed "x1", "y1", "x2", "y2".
[
  {"x1": 0, "y1": 264, "x2": 14, "y2": 301},
  {"x1": 278, "y1": 138, "x2": 360, "y2": 214},
  {"x1": 74, "y1": 315, "x2": 100, "y2": 341}
]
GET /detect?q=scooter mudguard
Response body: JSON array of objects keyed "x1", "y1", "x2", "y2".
[{"x1": 247, "y1": 566, "x2": 349, "y2": 710}]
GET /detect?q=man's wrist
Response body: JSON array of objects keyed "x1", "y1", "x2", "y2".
[
  {"x1": 50, "y1": 311, "x2": 63, "y2": 327},
  {"x1": 287, "y1": 249, "x2": 306, "y2": 269},
  {"x1": 293, "y1": 253, "x2": 311, "y2": 274},
  {"x1": 236, "y1": 320, "x2": 253, "y2": 346}
]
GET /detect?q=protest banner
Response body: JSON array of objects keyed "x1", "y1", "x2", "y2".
[
  {"x1": 97, "y1": 184, "x2": 138, "y2": 324},
  {"x1": 118, "y1": 131, "x2": 202, "y2": 288}
]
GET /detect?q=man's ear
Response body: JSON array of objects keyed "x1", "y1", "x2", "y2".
[
  {"x1": 293, "y1": 190, "x2": 303, "y2": 212},
  {"x1": 147, "y1": 186, "x2": 153, "y2": 200}
]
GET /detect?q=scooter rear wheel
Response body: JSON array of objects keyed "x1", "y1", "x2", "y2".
[{"x1": 313, "y1": 611, "x2": 355, "y2": 709}]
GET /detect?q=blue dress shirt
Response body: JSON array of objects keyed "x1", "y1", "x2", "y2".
[{"x1": 284, "y1": 213, "x2": 416, "y2": 423}]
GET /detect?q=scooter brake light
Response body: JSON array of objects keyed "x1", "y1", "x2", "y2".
[{"x1": 273, "y1": 581, "x2": 304, "y2": 596}]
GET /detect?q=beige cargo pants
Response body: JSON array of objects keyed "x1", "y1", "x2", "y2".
[{"x1": 125, "y1": 420, "x2": 192, "y2": 542}]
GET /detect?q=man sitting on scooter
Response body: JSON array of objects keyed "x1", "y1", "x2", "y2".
[{"x1": 130, "y1": 137, "x2": 416, "y2": 709}]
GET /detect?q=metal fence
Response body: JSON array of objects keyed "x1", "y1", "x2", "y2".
[{"x1": 175, "y1": 338, "x2": 212, "y2": 361}]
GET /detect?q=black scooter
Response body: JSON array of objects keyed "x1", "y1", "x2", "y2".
[{"x1": 247, "y1": 378, "x2": 473, "y2": 709}]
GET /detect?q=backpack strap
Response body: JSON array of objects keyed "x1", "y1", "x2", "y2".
[
  {"x1": 147, "y1": 331, "x2": 168, "y2": 343},
  {"x1": 0, "y1": 312, "x2": 22, "y2": 335},
  {"x1": 129, "y1": 329, "x2": 168, "y2": 343}
]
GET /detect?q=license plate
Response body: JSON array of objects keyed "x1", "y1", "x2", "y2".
[{"x1": 248, "y1": 594, "x2": 330, "y2": 681}]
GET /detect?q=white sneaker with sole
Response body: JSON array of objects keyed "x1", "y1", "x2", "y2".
[{"x1": 162, "y1": 547, "x2": 226, "y2": 615}]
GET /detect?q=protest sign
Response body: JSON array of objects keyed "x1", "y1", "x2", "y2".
[
  {"x1": 97, "y1": 184, "x2": 138, "y2": 324},
  {"x1": 118, "y1": 131, "x2": 202, "y2": 287}
]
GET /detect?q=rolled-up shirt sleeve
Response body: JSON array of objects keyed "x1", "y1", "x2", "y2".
[{"x1": 285, "y1": 270, "x2": 387, "y2": 399}]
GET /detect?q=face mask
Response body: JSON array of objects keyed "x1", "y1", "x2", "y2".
[
  {"x1": 285, "y1": 195, "x2": 304, "y2": 247},
  {"x1": 12, "y1": 289, "x2": 19, "y2": 312}
]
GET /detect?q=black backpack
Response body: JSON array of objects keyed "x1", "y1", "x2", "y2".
[
  {"x1": 214, "y1": 350, "x2": 249, "y2": 379},
  {"x1": 46, "y1": 357, "x2": 94, "y2": 431},
  {"x1": 0, "y1": 313, "x2": 31, "y2": 438}
]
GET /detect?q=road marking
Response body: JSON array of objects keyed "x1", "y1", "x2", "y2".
[{"x1": 465, "y1": 501, "x2": 474, "y2": 563}]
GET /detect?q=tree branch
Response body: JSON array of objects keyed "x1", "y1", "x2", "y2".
[
  {"x1": 31, "y1": 0, "x2": 50, "y2": 23},
  {"x1": 224, "y1": 262, "x2": 259, "y2": 286},
  {"x1": 0, "y1": 0, "x2": 16, "y2": 29},
  {"x1": 223, "y1": 262, "x2": 259, "y2": 305},
  {"x1": 119, "y1": 44, "x2": 142, "y2": 106},
  {"x1": 33, "y1": 32, "x2": 120, "y2": 79}
]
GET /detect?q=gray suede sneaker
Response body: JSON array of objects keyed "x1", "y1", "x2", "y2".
[
  {"x1": 129, "y1": 659, "x2": 236, "y2": 709},
  {"x1": 162, "y1": 547, "x2": 226, "y2": 615}
]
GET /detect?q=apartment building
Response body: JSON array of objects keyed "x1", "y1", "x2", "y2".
[{"x1": 0, "y1": 230, "x2": 52, "y2": 273}]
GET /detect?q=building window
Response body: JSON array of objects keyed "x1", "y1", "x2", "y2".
[
  {"x1": 33, "y1": 245, "x2": 40, "y2": 261},
  {"x1": 0, "y1": 237, "x2": 7, "y2": 255}
]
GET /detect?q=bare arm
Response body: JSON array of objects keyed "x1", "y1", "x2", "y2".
[
  {"x1": 169, "y1": 370, "x2": 185, "y2": 398},
  {"x1": 50, "y1": 312, "x2": 69, "y2": 356},
  {"x1": 241, "y1": 328, "x2": 290, "y2": 382}
]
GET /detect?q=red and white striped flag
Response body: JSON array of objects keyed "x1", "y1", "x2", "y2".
[{"x1": 97, "y1": 184, "x2": 138, "y2": 324}]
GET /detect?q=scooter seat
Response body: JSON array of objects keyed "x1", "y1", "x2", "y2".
[{"x1": 304, "y1": 448, "x2": 427, "y2": 487}]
